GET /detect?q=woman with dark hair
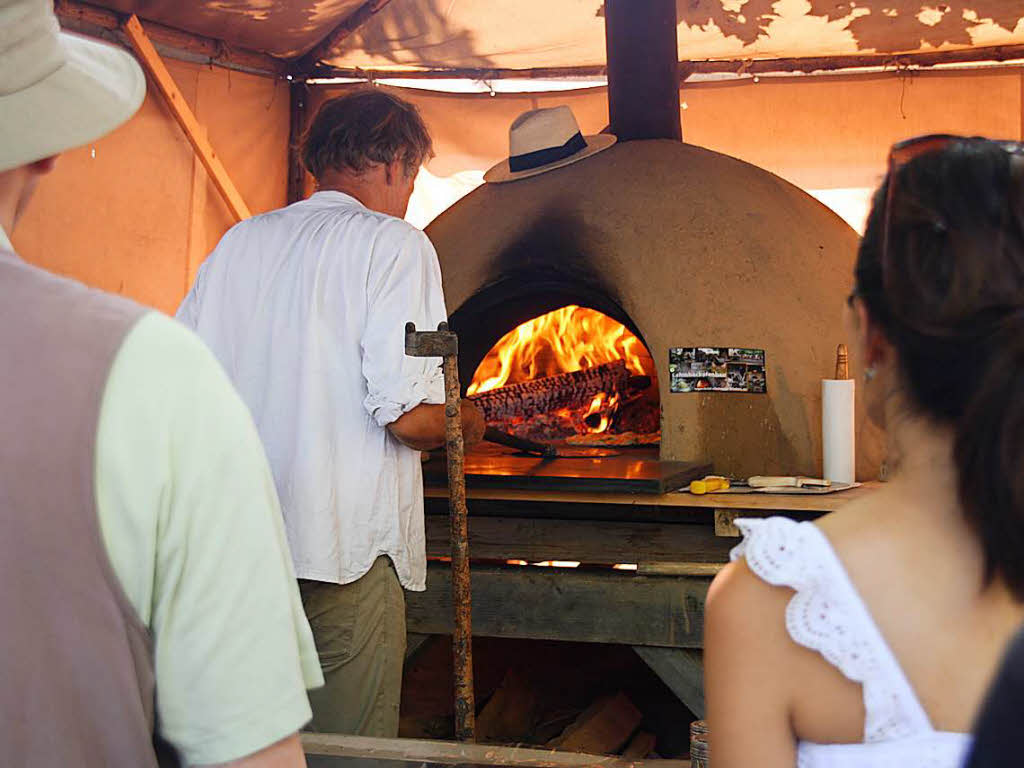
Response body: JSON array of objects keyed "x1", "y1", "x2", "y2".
[{"x1": 705, "y1": 136, "x2": 1024, "y2": 768}]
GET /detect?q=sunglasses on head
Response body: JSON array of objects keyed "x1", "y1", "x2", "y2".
[{"x1": 847, "y1": 134, "x2": 1024, "y2": 307}]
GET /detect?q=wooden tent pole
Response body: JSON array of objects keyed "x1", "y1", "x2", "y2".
[
  {"x1": 287, "y1": 82, "x2": 310, "y2": 204},
  {"x1": 304, "y1": 42, "x2": 1024, "y2": 82},
  {"x1": 123, "y1": 14, "x2": 252, "y2": 223}
]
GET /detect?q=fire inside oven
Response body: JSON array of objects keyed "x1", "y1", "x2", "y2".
[
  {"x1": 466, "y1": 305, "x2": 660, "y2": 449},
  {"x1": 431, "y1": 275, "x2": 708, "y2": 493}
]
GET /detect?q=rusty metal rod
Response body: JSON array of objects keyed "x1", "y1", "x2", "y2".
[
  {"x1": 443, "y1": 349, "x2": 476, "y2": 742},
  {"x1": 405, "y1": 321, "x2": 475, "y2": 741}
]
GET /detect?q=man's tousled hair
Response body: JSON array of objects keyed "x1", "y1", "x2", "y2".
[{"x1": 301, "y1": 89, "x2": 433, "y2": 181}]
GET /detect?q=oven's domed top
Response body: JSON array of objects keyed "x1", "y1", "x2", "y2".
[{"x1": 427, "y1": 139, "x2": 883, "y2": 479}]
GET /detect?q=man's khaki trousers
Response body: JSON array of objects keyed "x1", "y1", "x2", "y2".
[{"x1": 299, "y1": 556, "x2": 406, "y2": 736}]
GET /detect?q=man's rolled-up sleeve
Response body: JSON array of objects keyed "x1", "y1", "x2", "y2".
[{"x1": 361, "y1": 225, "x2": 447, "y2": 426}]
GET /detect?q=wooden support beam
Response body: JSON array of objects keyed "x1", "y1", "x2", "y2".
[
  {"x1": 637, "y1": 563, "x2": 724, "y2": 577},
  {"x1": 404, "y1": 632, "x2": 433, "y2": 664},
  {"x1": 184, "y1": 124, "x2": 209, "y2": 292},
  {"x1": 713, "y1": 510, "x2": 742, "y2": 538},
  {"x1": 123, "y1": 14, "x2": 252, "y2": 223},
  {"x1": 287, "y1": 81, "x2": 310, "y2": 204},
  {"x1": 307, "y1": 42, "x2": 1024, "y2": 82},
  {"x1": 425, "y1": 514, "x2": 732, "y2": 564},
  {"x1": 406, "y1": 562, "x2": 708, "y2": 648},
  {"x1": 302, "y1": 733, "x2": 690, "y2": 768},
  {"x1": 632, "y1": 647, "x2": 705, "y2": 719},
  {"x1": 424, "y1": 483, "x2": 872, "y2": 512},
  {"x1": 55, "y1": 0, "x2": 292, "y2": 78},
  {"x1": 299, "y1": 0, "x2": 393, "y2": 72}
]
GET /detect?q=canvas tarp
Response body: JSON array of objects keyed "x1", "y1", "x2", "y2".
[
  {"x1": 82, "y1": 1, "x2": 1024, "y2": 69},
  {"x1": 12, "y1": 58, "x2": 290, "y2": 315},
  {"x1": 8, "y1": 56, "x2": 1023, "y2": 314},
  {"x1": 312, "y1": 66, "x2": 1024, "y2": 230}
]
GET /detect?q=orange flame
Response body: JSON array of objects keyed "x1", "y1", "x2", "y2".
[
  {"x1": 467, "y1": 305, "x2": 653, "y2": 397},
  {"x1": 583, "y1": 391, "x2": 620, "y2": 434}
]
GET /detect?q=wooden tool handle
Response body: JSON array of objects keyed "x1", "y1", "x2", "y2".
[
  {"x1": 835, "y1": 344, "x2": 849, "y2": 380},
  {"x1": 484, "y1": 426, "x2": 555, "y2": 457},
  {"x1": 749, "y1": 475, "x2": 831, "y2": 488},
  {"x1": 748, "y1": 476, "x2": 798, "y2": 488}
]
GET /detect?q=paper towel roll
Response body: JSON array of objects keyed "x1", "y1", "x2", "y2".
[{"x1": 822, "y1": 379, "x2": 856, "y2": 484}]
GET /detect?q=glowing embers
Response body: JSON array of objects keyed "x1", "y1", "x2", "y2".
[{"x1": 467, "y1": 305, "x2": 660, "y2": 444}]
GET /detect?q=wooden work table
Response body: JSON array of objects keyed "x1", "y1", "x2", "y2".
[
  {"x1": 424, "y1": 482, "x2": 878, "y2": 541},
  {"x1": 409, "y1": 480, "x2": 878, "y2": 719},
  {"x1": 424, "y1": 482, "x2": 876, "y2": 512}
]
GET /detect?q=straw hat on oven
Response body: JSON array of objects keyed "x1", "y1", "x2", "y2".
[
  {"x1": 0, "y1": 0, "x2": 146, "y2": 172},
  {"x1": 485, "y1": 105, "x2": 616, "y2": 183}
]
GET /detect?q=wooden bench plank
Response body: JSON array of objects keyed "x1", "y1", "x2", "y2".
[
  {"x1": 425, "y1": 515, "x2": 733, "y2": 564},
  {"x1": 406, "y1": 563, "x2": 708, "y2": 648},
  {"x1": 424, "y1": 483, "x2": 877, "y2": 511},
  {"x1": 123, "y1": 14, "x2": 252, "y2": 223},
  {"x1": 303, "y1": 733, "x2": 690, "y2": 768}
]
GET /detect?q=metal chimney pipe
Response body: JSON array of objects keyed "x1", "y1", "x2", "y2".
[{"x1": 604, "y1": 0, "x2": 681, "y2": 142}]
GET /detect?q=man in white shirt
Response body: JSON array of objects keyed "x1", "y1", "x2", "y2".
[{"x1": 178, "y1": 89, "x2": 485, "y2": 737}]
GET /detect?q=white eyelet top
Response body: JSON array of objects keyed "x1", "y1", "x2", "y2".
[{"x1": 731, "y1": 517, "x2": 973, "y2": 768}]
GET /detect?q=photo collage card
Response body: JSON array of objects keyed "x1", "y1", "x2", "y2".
[{"x1": 669, "y1": 347, "x2": 767, "y2": 393}]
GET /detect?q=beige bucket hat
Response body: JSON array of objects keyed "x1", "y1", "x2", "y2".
[
  {"x1": 485, "y1": 105, "x2": 616, "y2": 183},
  {"x1": 0, "y1": 0, "x2": 146, "y2": 173}
]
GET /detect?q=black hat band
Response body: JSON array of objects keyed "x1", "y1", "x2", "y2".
[{"x1": 508, "y1": 131, "x2": 587, "y2": 172}]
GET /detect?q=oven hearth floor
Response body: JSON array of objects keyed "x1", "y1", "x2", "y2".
[{"x1": 423, "y1": 444, "x2": 710, "y2": 494}]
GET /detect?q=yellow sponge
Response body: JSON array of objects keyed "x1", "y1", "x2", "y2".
[{"x1": 689, "y1": 476, "x2": 730, "y2": 495}]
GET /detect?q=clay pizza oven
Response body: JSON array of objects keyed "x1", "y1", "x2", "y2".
[{"x1": 425, "y1": 1, "x2": 884, "y2": 482}]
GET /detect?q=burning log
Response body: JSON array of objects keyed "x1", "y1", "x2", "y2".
[{"x1": 470, "y1": 360, "x2": 637, "y2": 422}]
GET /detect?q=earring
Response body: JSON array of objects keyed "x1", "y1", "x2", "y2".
[{"x1": 864, "y1": 367, "x2": 877, "y2": 382}]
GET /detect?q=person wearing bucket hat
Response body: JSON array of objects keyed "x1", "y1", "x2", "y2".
[
  {"x1": 0, "y1": 2, "x2": 323, "y2": 766},
  {"x1": 484, "y1": 105, "x2": 616, "y2": 183}
]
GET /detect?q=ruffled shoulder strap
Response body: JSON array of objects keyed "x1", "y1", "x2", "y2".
[{"x1": 730, "y1": 517, "x2": 933, "y2": 742}]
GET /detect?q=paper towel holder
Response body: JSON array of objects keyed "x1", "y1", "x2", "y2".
[{"x1": 835, "y1": 343, "x2": 849, "y2": 380}]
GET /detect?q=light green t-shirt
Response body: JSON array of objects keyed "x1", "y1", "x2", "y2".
[
  {"x1": 95, "y1": 313, "x2": 323, "y2": 765},
  {"x1": 2, "y1": 224, "x2": 322, "y2": 763}
]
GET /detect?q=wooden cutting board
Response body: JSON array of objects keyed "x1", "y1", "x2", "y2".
[{"x1": 715, "y1": 482, "x2": 861, "y2": 495}]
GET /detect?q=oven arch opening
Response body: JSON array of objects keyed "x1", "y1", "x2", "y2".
[
  {"x1": 448, "y1": 276, "x2": 650, "y2": 387},
  {"x1": 449, "y1": 276, "x2": 660, "y2": 447}
]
